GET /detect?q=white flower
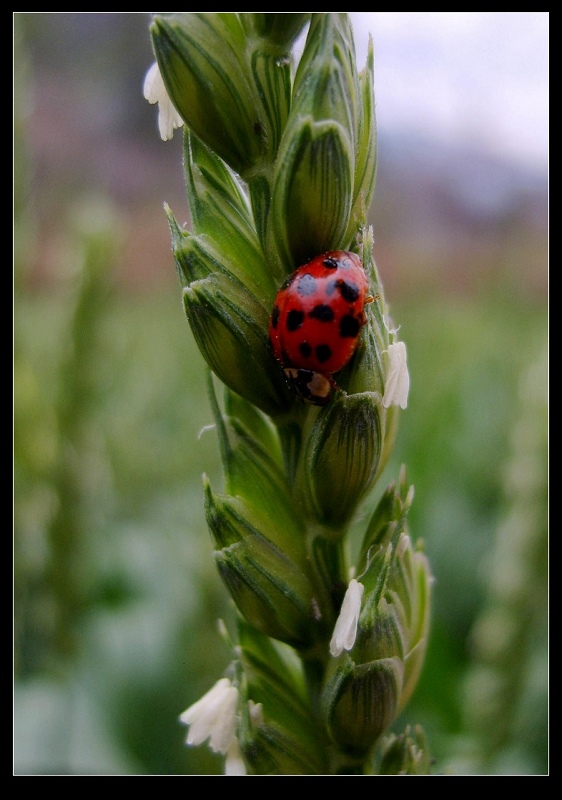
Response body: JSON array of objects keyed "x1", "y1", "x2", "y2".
[
  {"x1": 143, "y1": 62, "x2": 184, "y2": 141},
  {"x1": 224, "y1": 699, "x2": 262, "y2": 775},
  {"x1": 329, "y1": 579, "x2": 364, "y2": 657},
  {"x1": 179, "y1": 677, "x2": 239, "y2": 754},
  {"x1": 382, "y1": 341, "x2": 410, "y2": 409},
  {"x1": 224, "y1": 737, "x2": 247, "y2": 776}
]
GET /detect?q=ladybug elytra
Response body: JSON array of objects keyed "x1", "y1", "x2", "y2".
[{"x1": 269, "y1": 251, "x2": 372, "y2": 405}]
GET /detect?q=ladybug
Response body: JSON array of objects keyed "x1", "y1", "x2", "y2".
[{"x1": 269, "y1": 251, "x2": 372, "y2": 405}]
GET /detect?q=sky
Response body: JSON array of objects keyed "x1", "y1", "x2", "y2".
[{"x1": 347, "y1": 12, "x2": 549, "y2": 174}]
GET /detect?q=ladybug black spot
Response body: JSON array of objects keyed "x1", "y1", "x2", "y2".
[
  {"x1": 340, "y1": 315, "x2": 361, "y2": 338},
  {"x1": 316, "y1": 344, "x2": 332, "y2": 363},
  {"x1": 309, "y1": 304, "x2": 335, "y2": 323},
  {"x1": 299, "y1": 341, "x2": 312, "y2": 358},
  {"x1": 271, "y1": 305, "x2": 280, "y2": 329},
  {"x1": 336, "y1": 279, "x2": 360, "y2": 303},
  {"x1": 286, "y1": 309, "x2": 305, "y2": 331},
  {"x1": 296, "y1": 274, "x2": 317, "y2": 296}
]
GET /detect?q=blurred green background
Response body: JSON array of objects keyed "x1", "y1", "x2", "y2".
[{"x1": 13, "y1": 13, "x2": 548, "y2": 775}]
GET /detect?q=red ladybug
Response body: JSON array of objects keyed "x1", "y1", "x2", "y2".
[{"x1": 269, "y1": 251, "x2": 372, "y2": 405}]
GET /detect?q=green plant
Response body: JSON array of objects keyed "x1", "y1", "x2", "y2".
[{"x1": 144, "y1": 12, "x2": 432, "y2": 775}]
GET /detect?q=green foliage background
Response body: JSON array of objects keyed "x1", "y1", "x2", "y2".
[{"x1": 14, "y1": 13, "x2": 548, "y2": 775}]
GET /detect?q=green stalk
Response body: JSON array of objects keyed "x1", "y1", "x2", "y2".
[{"x1": 147, "y1": 11, "x2": 432, "y2": 775}]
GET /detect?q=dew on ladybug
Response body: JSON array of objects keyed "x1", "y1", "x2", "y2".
[{"x1": 269, "y1": 250, "x2": 373, "y2": 405}]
